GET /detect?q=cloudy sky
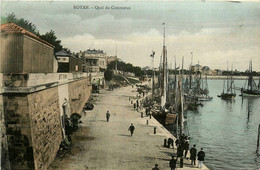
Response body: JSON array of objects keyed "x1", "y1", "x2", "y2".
[{"x1": 2, "y1": 1, "x2": 260, "y2": 71}]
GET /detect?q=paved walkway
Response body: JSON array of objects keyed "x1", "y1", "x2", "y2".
[{"x1": 49, "y1": 85, "x2": 208, "y2": 170}]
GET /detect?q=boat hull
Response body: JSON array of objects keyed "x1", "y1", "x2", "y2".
[
  {"x1": 220, "y1": 93, "x2": 236, "y2": 100},
  {"x1": 241, "y1": 90, "x2": 260, "y2": 97},
  {"x1": 196, "y1": 95, "x2": 213, "y2": 101}
]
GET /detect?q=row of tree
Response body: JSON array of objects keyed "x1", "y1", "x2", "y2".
[{"x1": 107, "y1": 60, "x2": 144, "y2": 77}]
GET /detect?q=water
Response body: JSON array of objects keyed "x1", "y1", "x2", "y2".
[{"x1": 185, "y1": 79, "x2": 260, "y2": 170}]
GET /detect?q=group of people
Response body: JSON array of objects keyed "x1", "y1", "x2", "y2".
[
  {"x1": 132, "y1": 98, "x2": 144, "y2": 111},
  {"x1": 175, "y1": 134, "x2": 190, "y2": 160},
  {"x1": 169, "y1": 134, "x2": 206, "y2": 169}
]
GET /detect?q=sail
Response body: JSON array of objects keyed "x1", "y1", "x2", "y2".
[{"x1": 160, "y1": 46, "x2": 167, "y2": 108}]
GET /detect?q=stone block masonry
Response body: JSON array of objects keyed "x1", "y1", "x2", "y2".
[
  {"x1": 1, "y1": 73, "x2": 92, "y2": 170},
  {"x1": 4, "y1": 94, "x2": 33, "y2": 169},
  {"x1": 28, "y1": 87, "x2": 62, "y2": 170},
  {"x1": 69, "y1": 78, "x2": 92, "y2": 114}
]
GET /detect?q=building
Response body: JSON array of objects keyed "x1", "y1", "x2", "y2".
[
  {"x1": 1, "y1": 23, "x2": 92, "y2": 170},
  {"x1": 201, "y1": 66, "x2": 211, "y2": 75},
  {"x1": 55, "y1": 50, "x2": 84, "y2": 73},
  {"x1": 106, "y1": 55, "x2": 117, "y2": 65},
  {"x1": 0, "y1": 23, "x2": 57, "y2": 73},
  {"x1": 214, "y1": 69, "x2": 222, "y2": 76},
  {"x1": 77, "y1": 49, "x2": 107, "y2": 72},
  {"x1": 191, "y1": 64, "x2": 203, "y2": 73}
]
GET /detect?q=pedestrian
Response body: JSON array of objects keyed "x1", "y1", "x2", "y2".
[
  {"x1": 128, "y1": 123, "x2": 135, "y2": 136},
  {"x1": 176, "y1": 144, "x2": 184, "y2": 161},
  {"x1": 190, "y1": 144, "x2": 197, "y2": 165},
  {"x1": 134, "y1": 103, "x2": 136, "y2": 110},
  {"x1": 168, "y1": 138, "x2": 174, "y2": 148},
  {"x1": 169, "y1": 156, "x2": 177, "y2": 170},
  {"x1": 106, "y1": 111, "x2": 110, "y2": 122},
  {"x1": 175, "y1": 138, "x2": 180, "y2": 148},
  {"x1": 184, "y1": 140, "x2": 190, "y2": 158},
  {"x1": 152, "y1": 164, "x2": 159, "y2": 170},
  {"x1": 136, "y1": 100, "x2": 139, "y2": 111},
  {"x1": 197, "y1": 148, "x2": 205, "y2": 168}
]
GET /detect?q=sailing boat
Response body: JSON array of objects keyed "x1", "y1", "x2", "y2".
[
  {"x1": 195, "y1": 75, "x2": 213, "y2": 101},
  {"x1": 150, "y1": 23, "x2": 170, "y2": 123},
  {"x1": 241, "y1": 60, "x2": 260, "y2": 97},
  {"x1": 219, "y1": 64, "x2": 236, "y2": 99}
]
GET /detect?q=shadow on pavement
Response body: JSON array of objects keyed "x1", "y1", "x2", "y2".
[
  {"x1": 118, "y1": 134, "x2": 131, "y2": 137},
  {"x1": 98, "y1": 120, "x2": 108, "y2": 122},
  {"x1": 160, "y1": 151, "x2": 176, "y2": 157}
]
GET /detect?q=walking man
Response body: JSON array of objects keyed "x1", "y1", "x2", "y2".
[
  {"x1": 128, "y1": 123, "x2": 135, "y2": 136},
  {"x1": 190, "y1": 144, "x2": 197, "y2": 165},
  {"x1": 152, "y1": 164, "x2": 159, "y2": 170},
  {"x1": 106, "y1": 111, "x2": 110, "y2": 122},
  {"x1": 197, "y1": 148, "x2": 205, "y2": 168},
  {"x1": 184, "y1": 139, "x2": 190, "y2": 158},
  {"x1": 169, "y1": 156, "x2": 177, "y2": 170}
]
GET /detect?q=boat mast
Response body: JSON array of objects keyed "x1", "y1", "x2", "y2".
[
  {"x1": 151, "y1": 51, "x2": 155, "y2": 99},
  {"x1": 189, "y1": 52, "x2": 193, "y2": 89},
  {"x1": 231, "y1": 64, "x2": 233, "y2": 94},
  {"x1": 180, "y1": 57, "x2": 184, "y2": 135},
  {"x1": 161, "y1": 23, "x2": 167, "y2": 109},
  {"x1": 227, "y1": 61, "x2": 229, "y2": 93},
  {"x1": 174, "y1": 57, "x2": 178, "y2": 138},
  {"x1": 248, "y1": 60, "x2": 253, "y2": 90}
]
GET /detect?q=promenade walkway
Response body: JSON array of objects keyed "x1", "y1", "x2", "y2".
[{"x1": 49, "y1": 85, "x2": 208, "y2": 170}]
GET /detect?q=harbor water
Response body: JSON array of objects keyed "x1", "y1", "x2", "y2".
[{"x1": 185, "y1": 79, "x2": 260, "y2": 170}]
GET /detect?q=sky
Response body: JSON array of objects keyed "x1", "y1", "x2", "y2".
[{"x1": 1, "y1": 1, "x2": 260, "y2": 71}]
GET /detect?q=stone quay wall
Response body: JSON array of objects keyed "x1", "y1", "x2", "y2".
[
  {"x1": 28, "y1": 87, "x2": 61, "y2": 170},
  {"x1": 1, "y1": 73, "x2": 92, "y2": 170},
  {"x1": 68, "y1": 78, "x2": 92, "y2": 115}
]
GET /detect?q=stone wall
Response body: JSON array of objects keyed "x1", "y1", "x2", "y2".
[
  {"x1": 0, "y1": 94, "x2": 11, "y2": 170},
  {"x1": 3, "y1": 94, "x2": 33, "y2": 169},
  {"x1": 2, "y1": 73, "x2": 92, "y2": 170},
  {"x1": 68, "y1": 78, "x2": 92, "y2": 114},
  {"x1": 1, "y1": 72, "x2": 92, "y2": 170},
  {"x1": 28, "y1": 87, "x2": 62, "y2": 170}
]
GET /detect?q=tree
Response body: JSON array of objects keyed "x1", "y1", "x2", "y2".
[
  {"x1": 39, "y1": 30, "x2": 63, "y2": 52},
  {"x1": 104, "y1": 70, "x2": 113, "y2": 81}
]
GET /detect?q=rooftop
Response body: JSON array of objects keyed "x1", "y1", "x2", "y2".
[
  {"x1": 1, "y1": 22, "x2": 54, "y2": 48},
  {"x1": 85, "y1": 49, "x2": 104, "y2": 54},
  {"x1": 55, "y1": 50, "x2": 71, "y2": 57}
]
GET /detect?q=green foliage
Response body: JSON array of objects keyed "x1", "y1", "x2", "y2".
[
  {"x1": 1, "y1": 13, "x2": 39, "y2": 36},
  {"x1": 39, "y1": 30, "x2": 62, "y2": 52},
  {"x1": 107, "y1": 60, "x2": 144, "y2": 77},
  {"x1": 104, "y1": 70, "x2": 113, "y2": 81}
]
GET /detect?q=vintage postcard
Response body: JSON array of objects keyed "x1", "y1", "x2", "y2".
[{"x1": 1, "y1": 1, "x2": 260, "y2": 170}]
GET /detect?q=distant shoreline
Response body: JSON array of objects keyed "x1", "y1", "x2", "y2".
[
  {"x1": 202, "y1": 75, "x2": 259, "y2": 80},
  {"x1": 167, "y1": 75, "x2": 259, "y2": 80}
]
